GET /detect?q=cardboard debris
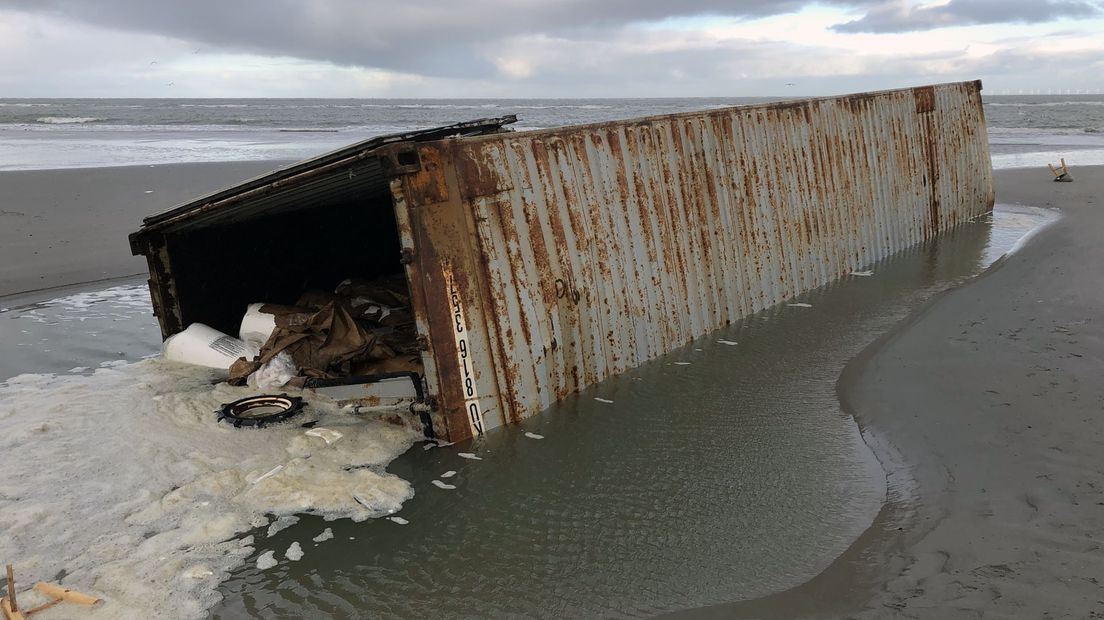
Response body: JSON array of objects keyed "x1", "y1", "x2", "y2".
[{"x1": 228, "y1": 277, "x2": 422, "y2": 386}]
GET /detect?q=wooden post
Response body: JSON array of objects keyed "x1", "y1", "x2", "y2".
[
  {"x1": 2, "y1": 564, "x2": 25, "y2": 620},
  {"x1": 4, "y1": 565, "x2": 15, "y2": 613}
]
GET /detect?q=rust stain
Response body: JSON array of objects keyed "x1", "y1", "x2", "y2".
[
  {"x1": 405, "y1": 146, "x2": 450, "y2": 205},
  {"x1": 231, "y1": 82, "x2": 1005, "y2": 440}
]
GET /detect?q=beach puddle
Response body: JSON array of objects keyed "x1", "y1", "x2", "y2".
[{"x1": 0, "y1": 204, "x2": 1057, "y2": 619}]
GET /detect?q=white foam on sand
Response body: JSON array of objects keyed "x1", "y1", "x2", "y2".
[
  {"x1": 266, "y1": 515, "x2": 299, "y2": 537},
  {"x1": 285, "y1": 542, "x2": 304, "y2": 561},
  {"x1": 0, "y1": 360, "x2": 420, "y2": 620},
  {"x1": 255, "y1": 551, "x2": 277, "y2": 570},
  {"x1": 16, "y1": 284, "x2": 153, "y2": 326}
]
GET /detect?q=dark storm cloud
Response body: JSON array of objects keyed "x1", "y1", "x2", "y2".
[
  {"x1": 832, "y1": 0, "x2": 1103, "y2": 33},
  {"x1": 2, "y1": 0, "x2": 881, "y2": 77},
  {"x1": 3, "y1": 0, "x2": 1099, "y2": 80}
]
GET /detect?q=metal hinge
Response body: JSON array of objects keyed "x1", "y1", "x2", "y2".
[{"x1": 376, "y1": 142, "x2": 422, "y2": 177}]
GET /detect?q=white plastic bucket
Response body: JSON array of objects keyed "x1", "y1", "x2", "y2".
[
  {"x1": 239, "y1": 303, "x2": 277, "y2": 347},
  {"x1": 163, "y1": 323, "x2": 252, "y2": 370}
]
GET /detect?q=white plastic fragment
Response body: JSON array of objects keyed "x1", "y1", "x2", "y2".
[
  {"x1": 285, "y1": 542, "x2": 304, "y2": 561},
  {"x1": 594, "y1": 397, "x2": 614, "y2": 404},
  {"x1": 787, "y1": 303, "x2": 813, "y2": 308},
  {"x1": 353, "y1": 488, "x2": 400, "y2": 513},
  {"x1": 239, "y1": 303, "x2": 278, "y2": 347},
  {"x1": 431, "y1": 480, "x2": 456, "y2": 490},
  {"x1": 388, "y1": 516, "x2": 409, "y2": 525},
  {"x1": 256, "y1": 551, "x2": 277, "y2": 570},
  {"x1": 249, "y1": 465, "x2": 284, "y2": 485},
  {"x1": 716, "y1": 340, "x2": 739, "y2": 346},
  {"x1": 305, "y1": 428, "x2": 344, "y2": 445},
  {"x1": 312, "y1": 528, "x2": 334, "y2": 543},
  {"x1": 440, "y1": 470, "x2": 457, "y2": 478},
  {"x1": 457, "y1": 452, "x2": 482, "y2": 460},
  {"x1": 851, "y1": 270, "x2": 874, "y2": 277},
  {"x1": 247, "y1": 351, "x2": 296, "y2": 389},
  {"x1": 162, "y1": 323, "x2": 254, "y2": 370},
  {"x1": 673, "y1": 362, "x2": 691, "y2": 366},
  {"x1": 423, "y1": 439, "x2": 456, "y2": 451},
  {"x1": 524, "y1": 432, "x2": 544, "y2": 440}
]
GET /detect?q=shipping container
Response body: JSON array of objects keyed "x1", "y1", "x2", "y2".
[{"x1": 130, "y1": 80, "x2": 993, "y2": 442}]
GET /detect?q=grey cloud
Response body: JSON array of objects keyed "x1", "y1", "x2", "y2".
[
  {"x1": 1, "y1": 0, "x2": 881, "y2": 78},
  {"x1": 3, "y1": 0, "x2": 1098, "y2": 90},
  {"x1": 833, "y1": 0, "x2": 1103, "y2": 33}
]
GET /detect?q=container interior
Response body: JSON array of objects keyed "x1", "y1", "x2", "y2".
[{"x1": 161, "y1": 177, "x2": 425, "y2": 388}]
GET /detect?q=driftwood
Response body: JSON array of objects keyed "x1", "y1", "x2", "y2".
[{"x1": 2, "y1": 565, "x2": 101, "y2": 619}]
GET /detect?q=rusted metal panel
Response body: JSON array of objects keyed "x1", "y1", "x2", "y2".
[
  {"x1": 403, "y1": 80, "x2": 992, "y2": 440},
  {"x1": 131, "y1": 82, "x2": 992, "y2": 444}
]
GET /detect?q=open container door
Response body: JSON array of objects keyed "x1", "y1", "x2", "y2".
[{"x1": 129, "y1": 116, "x2": 517, "y2": 438}]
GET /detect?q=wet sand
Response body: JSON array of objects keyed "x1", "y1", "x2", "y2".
[
  {"x1": 0, "y1": 161, "x2": 290, "y2": 297},
  {"x1": 839, "y1": 167, "x2": 1104, "y2": 617},
  {"x1": 4, "y1": 161, "x2": 1100, "y2": 617},
  {"x1": 677, "y1": 165, "x2": 1104, "y2": 619}
]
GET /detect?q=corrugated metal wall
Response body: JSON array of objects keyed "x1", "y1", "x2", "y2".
[{"x1": 400, "y1": 80, "x2": 993, "y2": 440}]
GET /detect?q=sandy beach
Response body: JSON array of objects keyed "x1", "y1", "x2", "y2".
[
  {"x1": 671, "y1": 165, "x2": 1104, "y2": 619},
  {"x1": 0, "y1": 161, "x2": 289, "y2": 298},
  {"x1": 3, "y1": 161, "x2": 1101, "y2": 618},
  {"x1": 837, "y1": 165, "x2": 1104, "y2": 618}
]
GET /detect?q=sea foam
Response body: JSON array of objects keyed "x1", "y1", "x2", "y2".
[{"x1": 0, "y1": 361, "x2": 419, "y2": 619}]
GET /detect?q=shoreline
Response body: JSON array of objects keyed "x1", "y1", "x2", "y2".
[
  {"x1": 676, "y1": 164, "x2": 1104, "y2": 618},
  {"x1": 3, "y1": 159, "x2": 1100, "y2": 617},
  {"x1": 0, "y1": 160, "x2": 293, "y2": 297},
  {"x1": 837, "y1": 165, "x2": 1104, "y2": 618}
]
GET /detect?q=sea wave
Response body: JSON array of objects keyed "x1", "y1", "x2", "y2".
[
  {"x1": 35, "y1": 116, "x2": 105, "y2": 124},
  {"x1": 986, "y1": 100, "x2": 1104, "y2": 107},
  {"x1": 179, "y1": 103, "x2": 252, "y2": 108},
  {"x1": 510, "y1": 104, "x2": 614, "y2": 110},
  {"x1": 988, "y1": 126, "x2": 1104, "y2": 136},
  {"x1": 358, "y1": 103, "x2": 503, "y2": 109}
]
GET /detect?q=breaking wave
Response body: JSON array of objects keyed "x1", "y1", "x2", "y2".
[{"x1": 35, "y1": 116, "x2": 105, "y2": 124}]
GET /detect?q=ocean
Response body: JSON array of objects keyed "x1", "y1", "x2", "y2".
[{"x1": 1, "y1": 95, "x2": 1103, "y2": 170}]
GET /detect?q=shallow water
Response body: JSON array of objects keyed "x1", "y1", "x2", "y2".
[{"x1": 0, "y1": 205, "x2": 1057, "y2": 619}]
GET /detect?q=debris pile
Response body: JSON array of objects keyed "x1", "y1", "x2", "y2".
[{"x1": 162, "y1": 276, "x2": 423, "y2": 390}]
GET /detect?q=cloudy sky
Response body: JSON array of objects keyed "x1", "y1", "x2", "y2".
[{"x1": 1, "y1": 0, "x2": 1102, "y2": 97}]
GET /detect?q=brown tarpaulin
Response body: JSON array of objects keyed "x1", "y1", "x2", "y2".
[{"x1": 228, "y1": 281, "x2": 420, "y2": 385}]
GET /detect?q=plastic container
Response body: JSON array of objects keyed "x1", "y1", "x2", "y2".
[
  {"x1": 239, "y1": 303, "x2": 277, "y2": 347},
  {"x1": 162, "y1": 323, "x2": 252, "y2": 370}
]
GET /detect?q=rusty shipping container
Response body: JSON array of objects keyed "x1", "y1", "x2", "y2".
[{"x1": 130, "y1": 80, "x2": 993, "y2": 442}]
